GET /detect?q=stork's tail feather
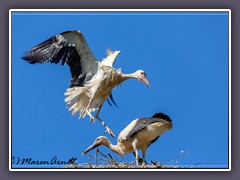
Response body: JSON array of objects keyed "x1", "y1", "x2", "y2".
[
  {"x1": 152, "y1": 112, "x2": 172, "y2": 122},
  {"x1": 152, "y1": 112, "x2": 173, "y2": 130},
  {"x1": 64, "y1": 87, "x2": 91, "y2": 118}
]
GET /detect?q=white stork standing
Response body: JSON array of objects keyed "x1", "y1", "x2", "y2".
[
  {"x1": 22, "y1": 30, "x2": 150, "y2": 138},
  {"x1": 82, "y1": 112, "x2": 172, "y2": 165}
]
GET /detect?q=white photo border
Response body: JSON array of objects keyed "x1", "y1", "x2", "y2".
[{"x1": 9, "y1": 9, "x2": 231, "y2": 171}]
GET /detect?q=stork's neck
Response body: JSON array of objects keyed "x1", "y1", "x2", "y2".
[
  {"x1": 105, "y1": 139, "x2": 125, "y2": 156},
  {"x1": 109, "y1": 144, "x2": 125, "y2": 156},
  {"x1": 120, "y1": 73, "x2": 138, "y2": 82}
]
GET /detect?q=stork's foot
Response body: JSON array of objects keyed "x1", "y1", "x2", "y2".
[
  {"x1": 104, "y1": 127, "x2": 116, "y2": 138},
  {"x1": 89, "y1": 115, "x2": 95, "y2": 123},
  {"x1": 137, "y1": 157, "x2": 147, "y2": 166},
  {"x1": 137, "y1": 157, "x2": 143, "y2": 165}
]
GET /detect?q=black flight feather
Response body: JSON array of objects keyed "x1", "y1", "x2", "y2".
[{"x1": 22, "y1": 31, "x2": 85, "y2": 87}]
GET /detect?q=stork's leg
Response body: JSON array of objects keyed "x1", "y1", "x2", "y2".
[
  {"x1": 95, "y1": 105, "x2": 116, "y2": 138},
  {"x1": 142, "y1": 151, "x2": 147, "y2": 165},
  {"x1": 134, "y1": 149, "x2": 139, "y2": 166},
  {"x1": 132, "y1": 141, "x2": 139, "y2": 166},
  {"x1": 132, "y1": 152, "x2": 143, "y2": 165},
  {"x1": 85, "y1": 109, "x2": 95, "y2": 122},
  {"x1": 85, "y1": 98, "x2": 95, "y2": 122}
]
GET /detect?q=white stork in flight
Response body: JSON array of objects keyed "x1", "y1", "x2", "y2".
[
  {"x1": 82, "y1": 112, "x2": 172, "y2": 165},
  {"x1": 22, "y1": 30, "x2": 150, "y2": 138}
]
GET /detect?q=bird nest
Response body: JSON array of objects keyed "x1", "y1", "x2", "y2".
[
  {"x1": 66, "y1": 149, "x2": 194, "y2": 169},
  {"x1": 67, "y1": 162, "x2": 179, "y2": 169}
]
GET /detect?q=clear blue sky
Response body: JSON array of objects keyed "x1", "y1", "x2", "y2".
[{"x1": 11, "y1": 11, "x2": 229, "y2": 169}]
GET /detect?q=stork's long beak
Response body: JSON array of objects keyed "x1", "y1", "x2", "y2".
[
  {"x1": 82, "y1": 143, "x2": 99, "y2": 155},
  {"x1": 142, "y1": 77, "x2": 151, "y2": 88}
]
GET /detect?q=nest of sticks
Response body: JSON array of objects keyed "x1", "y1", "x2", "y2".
[{"x1": 66, "y1": 149, "x2": 198, "y2": 169}]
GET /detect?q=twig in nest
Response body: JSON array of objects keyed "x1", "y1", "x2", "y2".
[
  {"x1": 95, "y1": 148, "x2": 98, "y2": 166},
  {"x1": 85, "y1": 152, "x2": 109, "y2": 162},
  {"x1": 107, "y1": 152, "x2": 118, "y2": 166},
  {"x1": 174, "y1": 151, "x2": 190, "y2": 165},
  {"x1": 87, "y1": 162, "x2": 92, "y2": 168},
  {"x1": 85, "y1": 154, "x2": 96, "y2": 158},
  {"x1": 191, "y1": 162, "x2": 201, "y2": 168},
  {"x1": 150, "y1": 160, "x2": 164, "y2": 168},
  {"x1": 167, "y1": 150, "x2": 184, "y2": 165},
  {"x1": 97, "y1": 149, "x2": 108, "y2": 158},
  {"x1": 150, "y1": 160, "x2": 158, "y2": 166}
]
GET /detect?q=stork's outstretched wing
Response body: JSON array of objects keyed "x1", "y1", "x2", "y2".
[{"x1": 22, "y1": 30, "x2": 99, "y2": 87}]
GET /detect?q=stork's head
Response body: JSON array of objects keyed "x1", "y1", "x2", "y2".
[
  {"x1": 134, "y1": 70, "x2": 151, "y2": 88},
  {"x1": 82, "y1": 136, "x2": 110, "y2": 155}
]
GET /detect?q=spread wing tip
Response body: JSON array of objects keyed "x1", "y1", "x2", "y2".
[
  {"x1": 21, "y1": 29, "x2": 98, "y2": 88},
  {"x1": 22, "y1": 54, "x2": 40, "y2": 64}
]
